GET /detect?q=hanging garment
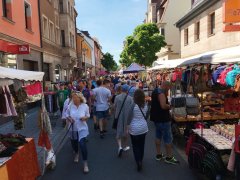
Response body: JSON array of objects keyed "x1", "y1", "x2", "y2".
[
  {"x1": 13, "y1": 104, "x2": 25, "y2": 130},
  {"x1": 226, "y1": 65, "x2": 240, "y2": 87},
  {"x1": 234, "y1": 74, "x2": 240, "y2": 92},
  {"x1": 218, "y1": 66, "x2": 233, "y2": 86},
  {"x1": 2, "y1": 87, "x2": 12, "y2": 116},
  {"x1": 16, "y1": 88, "x2": 28, "y2": 103},
  {"x1": 24, "y1": 82, "x2": 42, "y2": 96},
  {"x1": 212, "y1": 66, "x2": 226, "y2": 85},
  {"x1": 0, "y1": 87, "x2": 7, "y2": 115},
  {"x1": 5, "y1": 86, "x2": 17, "y2": 116}
]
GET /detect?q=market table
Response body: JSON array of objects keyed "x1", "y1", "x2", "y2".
[
  {"x1": 0, "y1": 138, "x2": 41, "y2": 180},
  {"x1": 192, "y1": 129, "x2": 232, "y2": 150}
]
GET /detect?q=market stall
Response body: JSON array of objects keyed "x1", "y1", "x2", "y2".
[
  {"x1": 0, "y1": 67, "x2": 48, "y2": 180},
  {"x1": 123, "y1": 63, "x2": 145, "y2": 74},
  {"x1": 148, "y1": 49, "x2": 240, "y2": 179}
]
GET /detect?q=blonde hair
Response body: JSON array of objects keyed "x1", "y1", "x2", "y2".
[{"x1": 72, "y1": 92, "x2": 86, "y2": 104}]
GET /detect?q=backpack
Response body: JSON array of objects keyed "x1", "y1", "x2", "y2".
[
  {"x1": 188, "y1": 143, "x2": 207, "y2": 170},
  {"x1": 202, "y1": 151, "x2": 225, "y2": 180},
  {"x1": 226, "y1": 65, "x2": 240, "y2": 87},
  {"x1": 212, "y1": 66, "x2": 226, "y2": 85}
]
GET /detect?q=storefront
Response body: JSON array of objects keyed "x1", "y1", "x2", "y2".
[{"x1": 0, "y1": 39, "x2": 42, "y2": 71}]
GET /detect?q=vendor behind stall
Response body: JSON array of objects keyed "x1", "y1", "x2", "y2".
[{"x1": 58, "y1": 84, "x2": 69, "y2": 115}]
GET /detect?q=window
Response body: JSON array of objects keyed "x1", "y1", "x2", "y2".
[
  {"x1": 68, "y1": 1, "x2": 70, "y2": 14},
  {"x1": 24, "y1": 2, "x2": 32, "y2": 30},
  {"x1": 184, "y1": 28, "x2": 189, "y2": 46},
  {"x1": 61, "y1": 30, "x2": 65, "y2": 47},
  {"x1": 49, "y1": 21, "x2": 55, "y2": 42},
  {"x1": 2, "y1": 0, "x2": 12, "y2": 20},
  {"x1": 160, "y1": 27, "x2": 165, "y2": 36},
  {"x1": 55, "y1": 14, "x2": 59, "y2": 27},
  {"x1": 194, "y1": 21, "x2": 200, "y2": 41},
  {"x1": 208, "y1": 12, "x2": 215, "y2": 36},
  {"x1": 56, "y1": 27, "x2": 60, "y2": 45},
  {"x1": 42, "y1": 16, "x2": 48, "y2": 38},
  {"x1": 59, "y1": 0, "x2": 63, "y2": 13}
]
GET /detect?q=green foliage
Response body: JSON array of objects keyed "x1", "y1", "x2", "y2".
[
  {"x1": 120, "y1": 23, "x2": 166, "y2": 67},
  {"x1": 101, "y1": 52, "x2": 118, "y2": 71}
]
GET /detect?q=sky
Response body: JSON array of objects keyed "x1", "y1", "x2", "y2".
[{"x1": 75, "y1": 0, "x2": 147, "y2": 63}]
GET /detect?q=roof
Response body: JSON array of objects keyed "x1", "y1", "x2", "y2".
[{"x1": 123, "y1": 63, "x2": 145, "y2": 74}]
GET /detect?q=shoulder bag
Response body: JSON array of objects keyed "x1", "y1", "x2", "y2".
[
  {"x1": 112, "y1": 86, "x2": 133, "y2": 129},
  {"x1": 137, "y1": 104, "x2": 147, "y2": 120}
]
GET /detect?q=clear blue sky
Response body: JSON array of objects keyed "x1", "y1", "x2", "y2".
[{"x1": 75, "y1": 0, "x2": 146, "y2": 63}]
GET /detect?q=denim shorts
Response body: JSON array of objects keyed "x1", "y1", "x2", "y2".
[
  {"x1": 96, "y1": 110, "x2": 109, "y2": 120},
  {"x1": 155, "y1": 121, "x2": 173, "y2": 144},
  {"x1": 92, "y1": 106, "x2": 97, "y2": 116}
]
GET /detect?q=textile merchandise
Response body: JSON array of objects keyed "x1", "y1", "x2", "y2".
[{"x1": 0, "y1": 86, "x2": 17, "y2": 117}]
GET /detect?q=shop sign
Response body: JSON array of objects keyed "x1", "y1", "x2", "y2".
[
  {"x1": 224, "y1": 24, "x2": 240, "y2": 32},
  {"x1": 18, "y1": 45, "x2": 30, "y2": 54},
  {"x1": 223, "y1": 0, "x2": 240, "y2": 23}
]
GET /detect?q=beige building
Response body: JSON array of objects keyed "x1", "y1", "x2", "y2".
[
  {"x1": 176, "y1": 0, "x2": 240, "y2": 59},
  {"x1": 59, "y1": 0, "x2": 77, "y2": 81},
  {"x1": 145, "y1": 0, "x2": 160, "y2": 23},
  {"x1": 155, "y1": 0, "x2": 191, "y2": 64},
  {"x1": 145, "y1": 0, "x2": 191, "y2": 66}
]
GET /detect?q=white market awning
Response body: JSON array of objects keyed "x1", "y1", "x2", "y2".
[
  {"x1": 201, "y1": 45, "x2": 240, "y2": 64},
  {"x1": 0, "y1": 66, "x2": 44, "y2": 81}
]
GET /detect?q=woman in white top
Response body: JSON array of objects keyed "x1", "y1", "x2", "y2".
[
  {"x1": 127, "y1": 89, "x2": 148, "y2": 172},
  {"x1": 66, "y1": 92, "x2": 90, "y2": 173}
]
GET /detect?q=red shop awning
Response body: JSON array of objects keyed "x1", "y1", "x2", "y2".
[{"x1": 0, "y1": 39, "x2": 30, "y2": 54}]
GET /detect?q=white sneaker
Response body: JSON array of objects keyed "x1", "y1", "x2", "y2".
[
  {"x1": 74, "y1": 154, "x2": 79, "y2": 163},
  {"x1": 123, "y1": 146, "x2": 130, "y2": 151},
  {"x1": 83, "y1": 162, "x2": 89, "y2": 174}
]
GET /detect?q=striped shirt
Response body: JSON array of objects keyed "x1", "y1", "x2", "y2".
[{"x1": 129, "y1": 104, "x2": 148, "y2": 136}]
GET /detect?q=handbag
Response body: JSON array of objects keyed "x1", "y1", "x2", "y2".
[
  {"x1": 186, "y1": 96, "x2": 199, "y2": 108},
  {"x1": 173, "y1": 107, "x2": 187, "y2": 117},
  {"x1": 186, "y1": 107, "x2": 200, "y2": 115},
  {"x1": 171, "y1": 97, "x2": 186, "y2": 108},
  {"x1": 171, "y1": 82, "x2": 186, "y2": 108}
]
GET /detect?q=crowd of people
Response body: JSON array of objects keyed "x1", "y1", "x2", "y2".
[{"x1": 57, "y1": 74, "x2": 179, "y2": 174}]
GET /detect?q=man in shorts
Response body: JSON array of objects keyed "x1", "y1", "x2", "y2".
[
  {"x1": 150, "y1": 81, "x2": 179, "y2": 165},
  {"x1": 93, "y1": 79, "x2": 111, "y2": 138}
]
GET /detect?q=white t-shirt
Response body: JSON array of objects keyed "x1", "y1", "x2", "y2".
[
  {"x1": 93, "y1": 86, "x2": 111, "y2": 111},
  {"x1": 66, "y1": 103, "x2": 90, "y2": 140}
]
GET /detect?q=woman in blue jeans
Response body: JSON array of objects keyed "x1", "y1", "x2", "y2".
[
  {"x1": 66, "y1": 92, "x2": 90, "y2": 174},
  {"x1": 127, "y1": 89, "x2": 148, "y2": 171}
]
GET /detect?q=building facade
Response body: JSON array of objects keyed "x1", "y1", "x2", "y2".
[
  {"x1": 40, "y1": 0, "x2": 63, "y2": 82},
  {"x1": 93, "y1": 38, "x2": 102, "y2": 76},
  {"x1": 145, "y1": 0, "x2": 160, "y2": 23},
  {"x1": 155, "y1": 0, "x2": 191, "y2": 63},
  {"x1": 59, "y1": 0, "x2": 77, "y2": 81},
  {"x1": 176, "y1": 0, "x2": 240, "y2": 59},
  {"x1": 0, "y1": 0, "x2": 42, "y2": 71}
]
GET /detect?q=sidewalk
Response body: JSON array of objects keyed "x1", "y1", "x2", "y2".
[{"x1": 0, "y1": 107, "x2": 67, "y2": 175}]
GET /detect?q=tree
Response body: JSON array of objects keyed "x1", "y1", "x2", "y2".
[
  {"x1": 120, "y1": 23, "x2": 166, "y2": 67},
  {"x1": 101, "y1": 52, "x2": 118, "y2": 71}
]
